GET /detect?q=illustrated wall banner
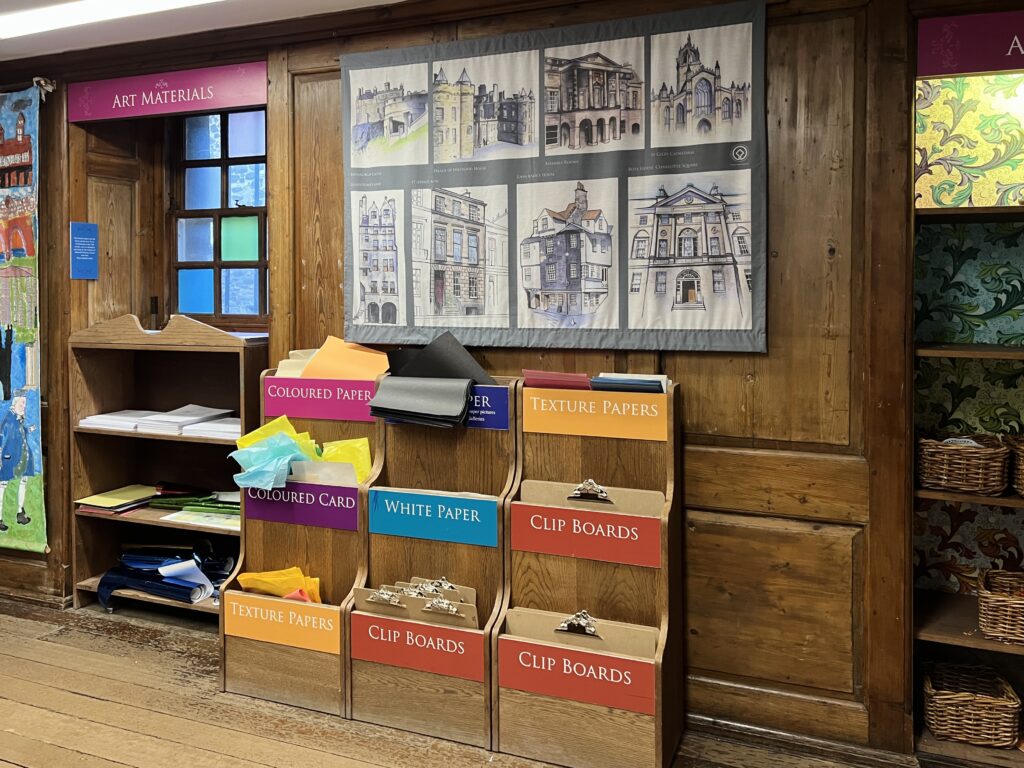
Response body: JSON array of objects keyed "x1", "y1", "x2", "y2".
[
  {"x1": 0, "y1": 87, "x2": 46, "y2": 553},
  {"x1": 341, "y1": 1, "x2": 766, "y2": 352}
]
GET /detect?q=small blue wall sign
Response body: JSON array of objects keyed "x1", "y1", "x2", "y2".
[{"x1": 70, "y1": 222, "x2": 99, "y2": 280}]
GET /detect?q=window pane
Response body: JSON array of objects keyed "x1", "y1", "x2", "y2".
[
  {"x1": 185, "y1": 114, "x2": 221, "y2": 160},
  {"x1": 185, "y1": 166, "x2": 221, "y2": 210},
  {"x1": 228, "y1": 110, "x2": 266, "y2": 157},
  {"x1": 228, "y1": 163, "x2": 266, "y2": 208},
  {"x1": 178, "y1": 269, "x2": 214, "y2": 314},
  {"x1": 176, "y1": 218, "x2": 214, "y2": 262},
  {"x1": 221, "y1": 268, "x2": 260, "y2": 315},
  {"x1": 221, "y1": 216, "x2": 259, "y2": 261}
]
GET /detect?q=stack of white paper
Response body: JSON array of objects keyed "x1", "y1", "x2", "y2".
[
  {"x1": 79, "y1": 410, "x2": 161, "y2": 431},
  {"x1": 181, "y1": 417, "x2": 241, "y2": 439},
  {"x1": 136, "y1": 405, "x2": 233, "y2": 436}
]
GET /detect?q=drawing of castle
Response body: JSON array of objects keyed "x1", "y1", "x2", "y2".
[
  {"x1": 356, "y1": 194, "x2": 400, "y2": 325},
  {"x1": 432, "y1": 67, "x2": 535, "y2": 162},
  {"x1": 651, "y1": 34, "x2": 751, "y2": 138},
  {"x1": 352, "y1": 81, "x2": 428, "y2": 152},
  {"x1": 0, "y1": 114, "x2": 32, "y2": 189},
  {"x1": 520, "y1": 182, "x2": 612, "y2": 323},
  {"x1": 543, "y1": 53, "x2": 644, "y2": 150}
]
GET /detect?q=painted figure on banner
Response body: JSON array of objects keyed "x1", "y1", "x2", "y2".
[
  {"x1": 350, "y1": 189, "x2": 406, "y2": 326},
  {"x1": 650, "y1": 23, "x2": 753, "y2": 146},
  {"x1": 431, "y1": 51, "x2": 539, "y2": 163},
  {"x1": 349, "y1": 64, "x2": 429, "y2": 168},
  {"x1": 543, "y1": 38, "x2": 645, "y2": 156},
  {"x1": 516, "y1": 178, "x2": 619, "y2": 330},
  {"x1": 0, "y1": 87, "x2": 46, "y2": 552},
  {"x1": 410, "y1": 185, "x2": 509, "y2": 327},
  {"x1": 627, "y1": 170, "x2": 753, "y2": 330}
]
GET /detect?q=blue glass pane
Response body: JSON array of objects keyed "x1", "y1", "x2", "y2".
[
  {"x1": 185, "y1": 167, "x2": 221, "y2": 210},
  {"x1": 178, "y1": 269, "x2": 214, "y2": 314},
  {"x1": 221, "y1": 268, "x2": 260, "y2": 315},
  {"x1": 185, "y1": 114, "x2": 221, "y2": 160},
  {"x1": 228, "y1": 110, "x2": 266, "y2": 157},
  {"x1": 176, "y1": 218, "x2": 214, "y2": 262},
  {"x1": 228, "y1": 163, "x2": 266, "y2": 208}
]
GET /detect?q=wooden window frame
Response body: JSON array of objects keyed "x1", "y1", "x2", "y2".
[{"x1": 169, "y1": 109, "x2": 268, "y2": 331}]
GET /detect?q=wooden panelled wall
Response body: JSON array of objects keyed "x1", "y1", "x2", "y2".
[{"x1": 0, "y1": 0, "x2": 914, "y2": 757}]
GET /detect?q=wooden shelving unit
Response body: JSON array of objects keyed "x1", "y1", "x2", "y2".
[
  {"x1": 916, "y1": 591, "x2": 1024, "y2": 657},
  {"x1": 918, "y1": 729, "x2": 1024, "y2": 768},
  {"x1": 915, "y1": 206, "x2": 1024, "y2": 223},
  {"x1": 915, "y1": 488, "x2": 1024, "y2": 510},
  {"x1": 916, "y1": 343, "x2": 1024, "y2": 361},
  {"x1": 68, "y1": 314, "x2": 266, "y2": 618}
]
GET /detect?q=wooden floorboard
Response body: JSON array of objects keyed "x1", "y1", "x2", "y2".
[{"x1": 0, "y1": 597, "x2": 872, "y2": 768}]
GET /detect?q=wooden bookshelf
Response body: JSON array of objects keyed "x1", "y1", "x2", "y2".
[
  {"x1": 74, "y1": 505, "x2": 240, "y2": 536},
  {"x1": 916, "y1": 591, "x2": 1024, "y2": 657},
  {"x1": 918, "y1": 729, "x2": 1024, "y2": 767},
  {"x1": 68, "y1": 315, "x2": 266, "y2": 618},
  {"x1": 916, "y1": 206, "x2": 1024, "y2": 223},
  {"x1": 76, "y1": 575, "x2": 220, "y2": 615},
  {"x1": 916, "y1": 343, "x2": 1024, "y2": 360},
  {"x1": 915, "y1": 488, "x2": 1024, "y2": 510}
]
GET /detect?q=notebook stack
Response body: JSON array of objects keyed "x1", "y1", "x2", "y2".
[{"x1": 135, "y1": 405, "x2": 234, "y2": 436}]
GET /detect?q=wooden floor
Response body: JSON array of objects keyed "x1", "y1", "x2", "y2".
[{"x1": 0, "y1": 597, "x2": 872, "y2": 768}]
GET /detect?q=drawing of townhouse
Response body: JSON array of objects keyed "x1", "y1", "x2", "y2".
[
  {"x1": 628, "y1": 179, "x2": 752, "y2": 330},
  {"x1": 356, "y1": 194, "x2": 400, "y2": 325},
  {"x1": 543, "y1": 52, "x2": 643, "y2": 150},
  {"x1": 432, "y1": 67, "x2": 535, "y2": 162},
  {"x1": 651, "y1": 34, "x2": 751, "y2": 138},
  {"x1": 520, "y1": 182, "x2": 612, "y2": 323},
  {"x1": 352, "y1": 81, "x2": 428, "y2": 152}
]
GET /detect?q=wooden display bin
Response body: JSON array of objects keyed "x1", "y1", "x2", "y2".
[
  {"x1": 495, "y1": 384, "x2": 683, "y2": 768},
  {"x1": 221, "y1": 369, "x2": 378, "y2": 715},
  {"x1": 348, "y1": 379, "x2": 517, "y2": 748}
]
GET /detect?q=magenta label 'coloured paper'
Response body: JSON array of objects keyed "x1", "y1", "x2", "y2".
[
  {"x1": 245, "y1": 482, "x2": 359, "y2": 530},
  {"x1": 68, "y1": 62, "x2": 268, "y2": 122},
  {"x1": 264, "y1": 377, "x2": 375, "y2": 422},
  {"x1": 918, "y1": 12, "x2": 1024, "y2": 77}
]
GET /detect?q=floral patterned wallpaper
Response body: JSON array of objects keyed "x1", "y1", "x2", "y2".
[
  {"x1": 914, "y1": 223, "x2": 1024, "y2": 593},
  {"x1": 915, "y1": 75, "x2": 1024, "y2": 209}
]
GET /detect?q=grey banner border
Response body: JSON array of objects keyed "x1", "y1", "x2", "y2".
[{"x1": 341, "y1": 0, "x2": 767, "y2": 352}]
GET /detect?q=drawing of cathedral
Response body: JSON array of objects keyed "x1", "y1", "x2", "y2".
[
  {"x1": 520, "y1": 182, "x2": 612, "y2": 323},
  {"x1": 651, "y1": 34, "x2": 751, "y2": 137},
  {"x1": 432, "y1": 67, "x2": 535, "y2": 162},
  {"x1": 543, "y1": 53, "x2": 644, "y2": 150}
]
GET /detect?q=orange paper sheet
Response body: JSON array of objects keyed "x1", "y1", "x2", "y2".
[{"x1": 299, "y1": 336, "x2": 388, "y2": 381}]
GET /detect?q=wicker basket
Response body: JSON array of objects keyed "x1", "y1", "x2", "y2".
[
  {"x1": 1009, "y1": 438, "x2": 1024, "y2": 497},
  {"x1": 924, "y1": 664, "x2": 1021, "y2": 748},
  {"x1": 918, "y1": 436, "x2": 1010, "y2": 495},
  {"x1": 979, "y1": 570, "x2": 1024, "y2": 644}
]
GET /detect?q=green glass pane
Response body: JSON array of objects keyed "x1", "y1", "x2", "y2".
[{"x1": 221, "y1": 216, "x2": 258, "y2": 261}]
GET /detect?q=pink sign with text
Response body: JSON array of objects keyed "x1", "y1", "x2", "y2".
[
  {"x1": 68, "y1": 62, "x2": 268, "y2": 123},
  {"x1": 264, "y1": 377, "x2": 376, "y2": 422}
]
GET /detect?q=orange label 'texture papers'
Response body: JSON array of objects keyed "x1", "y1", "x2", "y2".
[
  {"x1": 522, "y1": 389, "x2": 668, "y2": 441},
  {"x1": 223, "y1": 592, "x2": 341, "y2": 654}
]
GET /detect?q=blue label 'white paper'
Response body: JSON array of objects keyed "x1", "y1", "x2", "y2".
[{"x1": 369, "y1": 488, "x2": 499, "y2": 547}]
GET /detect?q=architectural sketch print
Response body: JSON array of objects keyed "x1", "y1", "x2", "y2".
[
  {"x1": 349, "y1": 64, "x2": 429, "y2": 168},
  {"x1": 516, "y1": 178, "x2": 619, "y2": 329},
  {"x1": 432, "y1": 51, "x2": 538, "y2": 163},
  {"x1": 411, "y1": 185, "x2": 509, "y2": 328},
  {"x1": 650, "y1": 23, "x2": 752, "y2": 146},
  {"x1": 627, "y1": 170, "x2": 752, "y2": 330},
  {"x1": 543, "y1": 38, "x2": 645, "y2": 156},
  {"x1": 350, "y1": 190, "x2": 406, "y2": 326}
]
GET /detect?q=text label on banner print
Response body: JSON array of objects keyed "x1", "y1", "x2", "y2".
[
  {"x1": 69, "y1": 62, "x2": 268, "y2": 122},
  {"x1": 369, "y1": 489, "x2": 499, "y2": 547},
  {"x1": 351, "y1": 612, "x2": 485, "y2": 681},
  {"x1": 245, "y1": 482, "x2": 359, "y2": 531},
  {"x1": 511, "y1": 503, "x2": 662, "y2": 568},
  {"x1": 224, "y1": 592, "x2": 341, "y2": 654},
  {"x1": 522, "y1": 389, "x2": 668, "y2": 441},
  {"x1": 466, "y1": 385, "x2": 510, "y2": 430},
  {"x1": 264, "y1": 377, "x2": 376, "y2": 422},
  {"x1": 499, "y1": 637, "x2": 656, "y2": 715}
]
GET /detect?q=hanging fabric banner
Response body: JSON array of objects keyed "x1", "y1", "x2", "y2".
[
  {"x1": 0, "y1": 87, "x2": 46, "y2": 553},
  {"x1": 341, "y1": 0, "x2": 766, "y2": 352}
]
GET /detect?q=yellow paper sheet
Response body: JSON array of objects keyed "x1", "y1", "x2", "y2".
[
  {"x1": 75, "y1": 484, "x2": 157, "y2": 508},
  {"x1": 321, "y1": 437, "x2": 372, "y2": 483},
  {"x1": 299, "y1": 336, "x2": 388, "y2": 381},
  {"x1": 238, "y1": 567, "x2": 322, "y2": 604}
]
